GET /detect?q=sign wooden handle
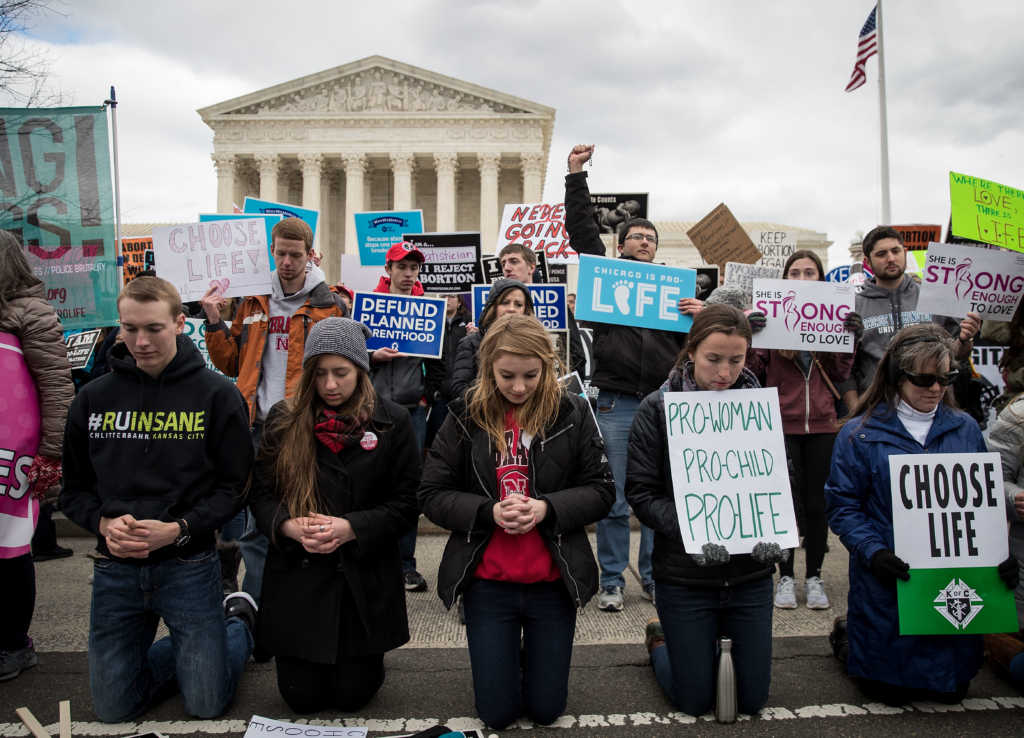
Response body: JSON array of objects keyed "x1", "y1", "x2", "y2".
[{"x1": 15, "y1": 708, "x2": 51, "y2": 738}]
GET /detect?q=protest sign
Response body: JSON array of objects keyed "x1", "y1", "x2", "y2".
[
  {"x1": 533, "y1": 249, "x2": 568, "y2": 284},
  {"x1": 751, "y1": 279, "x2": 855, "y2": 353},
  {"x1": 64, "y1": 329, "x2": 103, "y2": 370},
  {"x1": 723, "y1": 262, "x2": 782, "y2": 307},
  {"x1": 574, "y1": 254, "x2": 696, "y2": 333},
  {"x1": 353, "y1": 209, "x2": 424, "y2": 266},
  {"x1": 0, "y1": 332, "x2": 40, "y2": 556},
  {"x1": 686, "y1": 204, "x2": 761, "y2": 266},
  {"x1": 663, "y1": 388, "x2": 798, "y2": 554},
  {"x1": 972, "y1": 344, "x2": 1008, "y2": 396},
  {"x1": 695, "y1": 267, "x2": 719, "y2": 301},
  {"x1": 916, "y1": 242, "x2": 1024, "y2": 321},
  {"x1": 120, "y1": 237, "x2": 153, "y2": 285},
  {"x1": 497, "y1": 203, "x2": 576, "y2": 263},
  {"x1": 0, "y1": 106, "x2": 120, "y2": 329},
  {"x1": 402, "y1": 232, "x2": 482, "y2": 293},
  {"x1": 340, "y1": 254, "x2": 382, "y2": 293},
  {"x1": 751, "y1": 230, "x2": 797, "y2": 272},
  {"x1": 200, "y1": 212, "x2": 282, "y2": 269},
  {"x1": 893, "y1": 224, "x2": 942, "y2": 251},
  {"x1": 889, "y1": 452, "x2": 1016, "y2": 634},
  {"x1": 824, "y1": 264, "x2": 851, "y2": 283},
  {"x1": 590, "y1": 192, "x2": 649, "y2": 234},
  {"x1": 949, "y1": 171, "x2": 1024, "y2": 253},
  {"x1": 183, "y1": 319, "x2": 232, "y2": 379},
  {"x1": 559, "y1": 370, "x2": 601, "y2": 436},
  {"x1": 152, "y1": 219, "x2": 273, "y2": 302},
  {"x1": 480, "y1": 255, "x2": 502, "y2": 283},
  {"x1": 242, "y1": 197, "x2": 319, "y2": 244},
  {"x1": 471, "y1": 283, "x2": 568, "y2": 331},
  {"x1": 352, "y1": 292, "x2": 446, "y2": 359},
  {"x1": 244, "y1": 715, "x2": 366, "y2": 738}
]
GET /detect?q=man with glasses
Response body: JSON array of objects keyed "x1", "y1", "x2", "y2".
[{"x1": 563, "y1": 144, "x2": 703, "y2": 612}]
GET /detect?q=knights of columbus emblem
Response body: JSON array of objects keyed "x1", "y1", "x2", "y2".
[{"x1": 933, "y1": 578, "x2": 983, "y2": 629}]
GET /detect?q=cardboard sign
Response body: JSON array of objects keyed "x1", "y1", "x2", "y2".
[
  {"x1": 243, "y1": 197, "x2": 319, "y2": 244},
  {"x1": 590, "y1": 192, "x2": 649, "y2": 234},
  {"x1": 351, "y1": 292, "x2": 445, "y2": 359},
  {"x1": 889, "y1": 452, "x2": 1016, "y2": 634},
  {"x1": 471, "y1": 283, "x2": 568, "y2": 331},
  {"x1": 64, "y1": 329, "x2": 103, "y2": 370},
  {"x1": 200, "y1": 212, "x2": 282, "y2": 270},
  {"x1": 497, "y1": 203, "x2": 576, "y2": 263},
  {"x1": 152, "y1": 219, "x2": 273, "y2": 302},
  {"x1": 949, "y1": 171, "x2": 1024, "y2": 252},
  {"x1": 893, "y1": 223, "x2": 942, "y2": 251},
  {"x1": 917, "y1": 242, "x2": 1024, "y2": 322},
  {"x1": 687, "y1": 203, "x2": 761, "y2": 266},
  {"x1": 480, "y1": 255, "x2": 502, "y2": 284},
  {"x1": 574, "y1": 254, "x2": 696, "y2": 333},
  {"x1": 244, "y1": 716, "x2": 366, "y2": 738},
  {"x1": 723, "y1": 262, "x2": 783, "y2": 307},
  {"x1": 751, "y1": 279, "x2": 855, "y2": 353},
  {"x1": 183, "y1": 319, "x2": 232, "y2": 379},
  {"x1": 402, "y1": 232, "x2": 482, "y2": 293},
  {"x1": 353, "y1": 209, "x2": 424, "y2": 266},
  {"x1": 751, "y1": 230, "x2": 798, "y2": 272},
  {"x1": 663, "y1": 388, "x2": 798, "y2": 554},
  {"x1": 120, "y1": 237, "x2": 153, "y2": 285}
]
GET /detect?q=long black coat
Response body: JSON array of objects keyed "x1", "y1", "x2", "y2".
[
  {"x1": 419, "y1": 392, "x2": 615, "y2": 609},
  {"x1": 250, "y1": 397, "x2": 421, "y2": 664}
]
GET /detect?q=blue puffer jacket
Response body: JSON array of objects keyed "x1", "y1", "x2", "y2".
[{"x1": 825, "y1": 402, "x2": 986, "y2": 693}]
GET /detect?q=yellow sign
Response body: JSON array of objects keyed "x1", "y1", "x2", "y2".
[{"x1": 949, "y1": 171, "x2": 1024, "y2": 253}]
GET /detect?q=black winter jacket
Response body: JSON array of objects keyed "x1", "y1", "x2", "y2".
[
  {"x1": 250, "y1": 397, "x2": 420, "y2": 663},
  {"x1": 419, "y1": 392, "x2": 615, "y2": 609},
  {"x1": 625, "y1": 363, "x2": 774, "y2": 587},
  {"x1": 564, "y1": 171, "x2": 686, "y2": 396},
  {"x1": 438, "y1": 309, "x2": 471, "y2": 402}
]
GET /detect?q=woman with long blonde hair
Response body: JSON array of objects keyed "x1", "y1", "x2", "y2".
[{"x1": 419, "y1": 313, "x2": 614, "y2": 730}]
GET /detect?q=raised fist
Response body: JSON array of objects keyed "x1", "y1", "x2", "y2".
[{"x1": 567, "y1": 144, "x2": 594, "y2": 173}]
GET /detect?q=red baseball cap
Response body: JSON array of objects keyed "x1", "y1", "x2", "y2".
[{"x1": 386, "y1": 241, "x2": 425, "y2": 264}]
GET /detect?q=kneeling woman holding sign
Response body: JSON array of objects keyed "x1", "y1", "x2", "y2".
[
  {"x1": 250, "y1": 318, "x2": 420, "y2": 713},
  {"x1": 825, "y1": 323, "x2": 1018, "y2": 705},
  {"x1": 626, "y1": 304, "x2": 789, "y2": 718},
  {"x1": 419, "y1": 314, "x2": 614, "y2": 729}
]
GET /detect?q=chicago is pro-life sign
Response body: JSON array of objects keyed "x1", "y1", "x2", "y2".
[
  {"x1": 751, "y1": 279, "x2": 856, "y2": 353},
  {"x1": 915, "y1": 242, "x2": 1024, "y2": 322}
]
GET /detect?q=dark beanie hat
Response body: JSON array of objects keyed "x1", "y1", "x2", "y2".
[{"x1": 303, "y1": 317, "x2": 371, "y2": 372}]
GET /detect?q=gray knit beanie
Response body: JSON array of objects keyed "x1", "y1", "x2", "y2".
[
  {"x1": 303, "y1": 317, "x2": 371, "y2": 372},
  {"x1": 705, "y1": 284, "x2": 749, "y2": 310}
]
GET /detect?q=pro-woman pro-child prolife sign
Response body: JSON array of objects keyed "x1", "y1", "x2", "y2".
[
  {"x1": 751, "y1": 278, "x2": 856, "y2": 353},
  {"x1": 888, "y1": 453, "x2": 1016, "y2": 635},
  {"x1": 663, "y1": 388, "x2": 798, "y2": 555},
  {"x1": 916, "y1": 242, "x2": 1024, "y2": 322}
]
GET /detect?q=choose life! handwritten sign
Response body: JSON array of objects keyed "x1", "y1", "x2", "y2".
[
  {"x1": 888, "y1": 453, "x2": 1016, "y2": 635},
  {"x1": 663, "y1": 388, "x2": 798, "y2": 555},
  {"x1": 916, "y1": 242, "x2": 1024, "y2": 322},
  {"x1": 351, "y1": 292, "x2": 446, "y2": 359},
  {"x1": 751, "y1": 278, "x2": 855, "y2": 353},
  {"x1": 471, "y1": 283, "x2": 568, "y2": 331},
  {"x1": 949, "y1": 171, "x2": 1024, "y2": 253}
]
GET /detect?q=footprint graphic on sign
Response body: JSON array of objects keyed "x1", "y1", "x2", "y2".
[{"x1": 612, "y1": 281, "x2": 632, "y2": 314}]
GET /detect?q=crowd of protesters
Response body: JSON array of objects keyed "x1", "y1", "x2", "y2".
[{"x1": 1, "y1": 143, "x2": 1021, "y2": 728}]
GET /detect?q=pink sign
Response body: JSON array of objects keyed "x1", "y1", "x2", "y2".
[{"x1": 0, "y1": 332, "x2": 41, "y2": 557}]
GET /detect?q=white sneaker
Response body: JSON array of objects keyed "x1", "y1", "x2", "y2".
[
  {"x1": 598, "y1": 586, "x2": 624, "y2": 612},
  {"x1": 805, "y1": 576, "x2": 830, "y2": 610},
  {"x1": 774, "y1": 576, "x2": 797, "y2": 609}
]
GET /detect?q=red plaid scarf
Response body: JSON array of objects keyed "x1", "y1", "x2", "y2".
[{"x1": 314, "y1": 408, "x2": 368, "y2": 453}]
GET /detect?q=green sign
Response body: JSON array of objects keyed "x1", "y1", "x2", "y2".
[
  {"x1": 949, "y1": 171, "x2": 1024, "y2": 253},
  {"x1": 0, "y1": 106, "x2": 120, "y2": 329},
  {"x1": 896, "y1": 567, "x2": 1018, "y2": 635}
]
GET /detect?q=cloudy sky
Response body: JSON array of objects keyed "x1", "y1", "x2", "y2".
[{"x1": 13, "y1": 0, "x2": 1022, "y2": 267}]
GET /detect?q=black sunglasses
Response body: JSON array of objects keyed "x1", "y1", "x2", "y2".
[{"x1": 903, "y1": 369, "x2": 959, "y2": 388}]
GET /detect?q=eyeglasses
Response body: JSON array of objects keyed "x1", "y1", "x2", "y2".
[
  {"x1": 625, "y1": 233, "x2": 658, "y2": 244},
  {"x1": 903, "y1": 370, "x2": 959, "y2": 387}
]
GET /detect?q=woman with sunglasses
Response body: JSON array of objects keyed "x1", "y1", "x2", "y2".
[{"x1": 825, "y1": 322, "x2": 1019, "y2": 705}]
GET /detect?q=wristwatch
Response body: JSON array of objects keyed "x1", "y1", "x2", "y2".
[{"x1": 174, "y1": 518, "x2": 191, "y2": 547}]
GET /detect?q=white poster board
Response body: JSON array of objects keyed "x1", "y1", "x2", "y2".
[
  {"x1": 751, "y1": 278, "x2": 855, "y2": 353},
  {"x1": 723, "y1": 262, "x2": 782, "y2": 307},
  {"x1": 340, "y1": 254, "x2": 383, "y2": 293},
  {"x1": 663, "y1": 388, "x2": 798, "y2": 555},
  {"x1": 244, "y1": 716, "x2": 366, "y2": 738},
  {"x1": 752, "y1": 229, "x2": 798, "y2": 272},
  {"x1": 496, "y1": 202, "x2": 576, "y2": 264},
  {"x1": 916, "y1": 242, "x2": 1024, "y2": 321}
]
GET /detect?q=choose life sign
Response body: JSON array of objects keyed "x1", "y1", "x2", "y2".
[
  {"x1": 916, "y1": 242, "x2": 1024, "y2": 322},
  {"x1": 470, "y1": 283, "x2": 568, "y2": 331},
  {"x1": 663, "y1": 388, "x2": 798, "y2": 555},
  {"x1": 888, "y1": 453, "x2": 1016, "y2": 635},
  {"x1": 751, "y1": 278, "x2": 855, "y2": 353},
  {"x1": 351, "y1": 292, "x2": 446, "y2": 359},
  {"x1": 574, "y1": 254, "x2": 697, "y2": 333}
]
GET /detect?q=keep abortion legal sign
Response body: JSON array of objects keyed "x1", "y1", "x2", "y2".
[
  {"x1": 751, "y1": 279, "x2": 856, "y2": 353},
  {"x1": 916, "y1": 242, "x2": 1024, "y2": 322},
  {"x1": 351, "y1": 292, "x2": 446, "y2": 359},
  {"x1": 663, "y1": 388, "x2": 798, "y2": 555}
]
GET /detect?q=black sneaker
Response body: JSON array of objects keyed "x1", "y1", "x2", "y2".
[
  {"x1": 404, "y1": 570, "x2": 428, "y2": 592},
  {"x1": 223, "y1": 591, "x2": 258, "y2": 633},
  {"x1": 0, "y1": 639, "x2": 38, "y2": 681},
  {"x1": 32, "y1": 545, "x2": 74, "y2": 562}
]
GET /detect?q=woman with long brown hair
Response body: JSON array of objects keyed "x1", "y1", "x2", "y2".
[
  {"x1": 419, "y1": 313, "x2": 614, "y2": 729},
  {"x1": 249, "y1": 317, "x2": 420, "y2": 713}
]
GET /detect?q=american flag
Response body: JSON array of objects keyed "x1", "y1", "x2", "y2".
[{"x1": 844, "y1": 6, "x2": 878, "y2": 92}]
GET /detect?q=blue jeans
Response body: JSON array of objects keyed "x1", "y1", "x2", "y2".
[
  {"x1": 462, "y1": 579, "x2": 576, "y2": 729},
  {"x1": 88, "y1": 550, "x2": 253, "y2": 722},
  {"x1": 596, "y1": 390, "x2": 653, "y2": 589},
  {"x1": 400, "y1": 404, "x2": 427, "y2": 573},
  {"x1": 651, "y1": 577, "x2": 773, "y2": 716}
]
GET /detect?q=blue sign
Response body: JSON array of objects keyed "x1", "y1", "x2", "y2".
[
  {"x1": 825, "y1": 264, "x2": 851, "y2": 283},
  {"x1": 199, "y1": 212, "x2": 282, "y2": 270},
  {"x1": 354, "y1": 210, "x2": 424, "y2": 266},
  {"x1": 471, "y1": 284, "x2": 568, "y2": 331},
  {"x1": 574, "y1": 254, "x2": 697, "y2": 333},
  {"x1": 242, "y1": 197, "x2": 319, "y2": 244},
  {"x1": 352, "y1": 292, "x2": 446, "y2": 359}
]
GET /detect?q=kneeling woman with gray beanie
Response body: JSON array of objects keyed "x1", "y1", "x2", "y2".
[{"x1": 249, "y1": 317, "x2": 421, "y2": 713}]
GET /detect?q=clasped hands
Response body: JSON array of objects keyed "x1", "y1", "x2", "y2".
[
  {"x1": 282, "y1": 513, "x2": 355, "y2": 554},
  {"x1": 493, "y1": 494, "x2": 548, "y2": 535},
  {"x1": 99, "y1": 514, "x2": 179, "y2": 558}
]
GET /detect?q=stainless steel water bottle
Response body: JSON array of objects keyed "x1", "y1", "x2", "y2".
[{"x1": 716, "y1": 637, "x2": 737, "y2": 723}]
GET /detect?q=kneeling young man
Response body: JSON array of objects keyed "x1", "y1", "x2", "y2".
[{"x1": 60, "y1": 277, "x2": 255, "y2": 722}]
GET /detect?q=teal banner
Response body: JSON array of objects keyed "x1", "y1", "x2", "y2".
[{"x1": 0, "y1": 106, "x2": 119, "y2": 329}]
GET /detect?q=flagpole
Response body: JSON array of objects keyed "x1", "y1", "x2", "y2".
[
  {"x1": 104, "y1": 86, "x2": 124, "y2": 286},
  {"x1": 876, "y1": 0, "x2": 892, "y2": 224}
]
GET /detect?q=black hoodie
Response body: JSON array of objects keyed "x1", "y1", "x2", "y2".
[{"x1": 60, "y1": 334, "x2": 253, "y2": 561}]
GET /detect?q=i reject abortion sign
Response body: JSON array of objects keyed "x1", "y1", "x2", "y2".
[
  {"x1": 916, "y1": 242, "x2": 1024, "y2": 322},
  {"x1": 751, "y1": 279, "x2": 855, "y2": 353}
]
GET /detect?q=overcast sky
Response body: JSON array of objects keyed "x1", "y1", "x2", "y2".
[{"x1": 13, "y1": 0, "x2": 1023, "y2": 268}]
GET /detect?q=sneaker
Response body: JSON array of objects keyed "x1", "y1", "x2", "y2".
[
  {"x1": 404, "y1": 570, "x2": 428, "y2": 592},
  {"x1": 32, "y1": 545, "x2": 74, "y2": 562},
  {"x1": 805, "y1": 576, "x2": 830, "y2": 610},
  {"x1": 644, "y1": 618, "x2": 665, "y2": 654},
  {"x1": 774, "y1": 575, "x2": 797, "y2": 609},
  {"x1": 641, "y1": 582, "x2": 656, "y2": 603},
  {"x1": 0, "y1": 639, "x2": 38, "y2": 682},
  {"x1": 223, "y1": 591, "x2": 258, "y2": 633},
  {"x1": 598, "y1": 585, "x2": 624, "y2": 612}
]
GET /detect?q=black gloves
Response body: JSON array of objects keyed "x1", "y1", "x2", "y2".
[
  {"x1": 751, "y1": 541, "x2": 789, "y2": 565},
  {"x1": 870, "y1": 549, "x2": 910, "y2": 585},
  {"x1": 843, "y1": 311, "x2": 864, "y2": 342},
  {"x1": 746, "y1": 310, "x2": 767, "y2": 334},
  {"x1": 998, "y1": 556, "x2": 1020, "y2": 591},
  {"x1": 692, "y1": 542, "x2": 730, "y2": 567}
]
